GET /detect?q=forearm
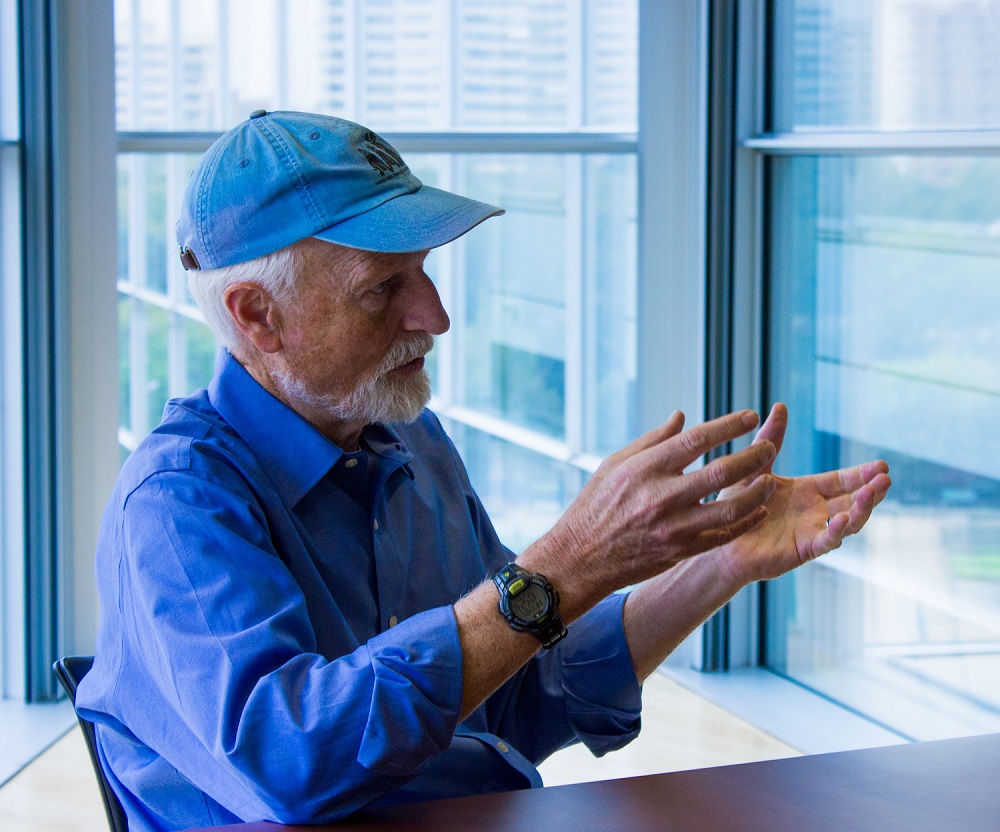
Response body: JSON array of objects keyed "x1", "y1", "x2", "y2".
[
  {"x1": 453, "y1": 527, "x2": 610, "y2": 720},
  {"x1": 453, "y1": 581, "x2": 542, "y2": 719},
  {"x1": 455, "y1": 577, "x2": 642, "y2": 762},
  {"x1": 622, "y1": 551, "x2": 745, "y2": 682}
]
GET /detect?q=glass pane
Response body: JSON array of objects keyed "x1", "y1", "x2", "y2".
[
  {"x1": 118, "y1": 152, "x2": 217, "y2": 453},
  {"x1": 118, "y1": 294, "x2": 132, "y2": 435},
  {"x1": 184, "y1": 316, "x2": 217, "y2": 392},
  {"x1": 460, "y1": 155, "x2": 566, "y2": 439},
  {"x1": 115, "y1": 0, "x2": 223, "y2": 131},
  {"x1": 586, "y1": 154, "x2": 637, "y2": 456},
  {"x1": 0, "y1": 134, "x2": 24, "y2": 697},
  {"x1": 118, "y1": 155, "x2": 169, "y2": 294},
  {"x1": 446, "y1": 421, "x2": 585, "y2": 553},
  {"x1": 115, "y1": 0, "x2": 639, "y2": 132},
  {"x1": 0, "y1": 0, "x2": 18, "y2": 140},
  {"x1": 354, "y1": 1, "x2": 450, "y2": 128},
  {"x1": 116, "y1": 159, "x2": 130, "y2": 286},
  {"x1": 144, "y1": 155, "x2": 168, "y2": 293},
  {"x1": 585, "y1": 0, "x2": 638, "y2": 129},
  {"x1": 143, "y1": 302, "x2": 170, "y2": 432},
  {"x1": 765, "y1": 155, "x2": 1000, "y2": 740},
  {"x1": 772, "y1": 0, "x2": 1000, "y2": 132},
  {"x1": 454, "y1": 2, "x2": 572, "y2": 129}
]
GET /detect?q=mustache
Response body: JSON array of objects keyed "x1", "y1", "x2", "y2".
[{"x1": 380, "y1": 333, "x2": 435, "y2": 374}]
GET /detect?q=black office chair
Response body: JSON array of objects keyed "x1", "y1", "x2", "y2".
[{"x1": 53, "y1": 656, "x2": 130, "y2": 832}]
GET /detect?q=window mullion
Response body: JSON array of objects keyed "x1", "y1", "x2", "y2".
[
  {"x1": 635, "y1": 0, "x2": 708, "y2": 433},
  {"x1": 725, "y1": 0, "x2": 770, "y2": 671},
  {"x1": 744, "y1": 130, "x2": 1000, "y2": 154},
  {"x1": 20, "y1": 0, "x2": 60, "y2": 702}
]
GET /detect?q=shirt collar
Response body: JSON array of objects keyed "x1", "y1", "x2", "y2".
[
  {"x1": 361, "y1": 422, "x2": 415, "y2": 481},
  {"x1": 208, "y1": 350, "x2": 342, "y2": 508},
  {"x1": 207, "y1": 350, "x2": 414, "y2": 506}
]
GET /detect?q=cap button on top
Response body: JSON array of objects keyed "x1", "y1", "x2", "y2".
[{"x1": 249, "y1": 109, "x2": 267, "y2": 119}]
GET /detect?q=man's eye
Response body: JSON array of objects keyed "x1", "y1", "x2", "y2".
[{"x1": 369, "y1": 280, "x2": 391, "y2": 295}]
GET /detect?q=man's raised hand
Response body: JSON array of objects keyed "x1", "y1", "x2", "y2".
[
  {"x1": 523, "y1": 409, "x2": 779, "y2": 619},
  {"x1": 715, "y1": 403, "x2": 892, "y2": 586}
]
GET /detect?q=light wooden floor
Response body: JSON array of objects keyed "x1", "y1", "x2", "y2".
[{"x1": 0, "y1": 673, "x2": 798, "y2": 831}]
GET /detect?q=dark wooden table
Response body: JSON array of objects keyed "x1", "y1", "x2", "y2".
[{"x1": 187, "y1": 732, "x2": 1000, "y2": 831}]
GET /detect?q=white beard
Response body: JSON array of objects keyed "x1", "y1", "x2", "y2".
[{"x1": 274, "y1": 333, "x2": 434, "y2": 426}]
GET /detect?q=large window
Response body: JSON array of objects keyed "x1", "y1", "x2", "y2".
[
  {"x1": 756, "y1": 0, "x2": 1000, "y2": 741},
  {"x1": 114, "y1": 0, "x2": 639, "y2": 548}
]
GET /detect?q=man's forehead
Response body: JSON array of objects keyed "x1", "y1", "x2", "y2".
[{"x1": 303, "y1": 239, "x2": 429, "y2": 280}]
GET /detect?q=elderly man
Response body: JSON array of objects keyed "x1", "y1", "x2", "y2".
[{"x1": 77, "y1": 111, "x2": 891, "y2": 832}]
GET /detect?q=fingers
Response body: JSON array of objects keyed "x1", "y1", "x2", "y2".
[
  {"x1": 641, "y1": 409, "x2": 761, "y2": 473},
  {"x1": 814, "y1": 459, "x2": 890, "y2": 499},
  {"x1": 614, "y1": 410, "x2": 686, "y2": 460},
  {"x1": 752, "y1": 403, "x2": 788, "y2": 458},
  {"x1": 663, "y1": 476, "x2": 775, "y2": 564},
  {"x1": 686, "y1": 439, "x2": 777, "y2": 501},
  {"x1": 691, "y1": 474, "x2": 777, "y2": 531},
  {"x1": 843, "y1": 474, "x2": 890, "y2": 535},
  {"x1": 695, "y1": 505, "x2": 770, "y2": 554},
  {"x1": 869, "y1": 472, "x2": 892, "y2": 508},
  {"x1": 805, "y1": 511, "x2": 852, "y2": 560},
  {"x1": 811, "y1": 473, "x2": 891, "y2": 557}
]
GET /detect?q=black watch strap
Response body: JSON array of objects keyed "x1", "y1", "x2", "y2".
[{"x1": 492, "y1": 563, "x2": 568, "y2": 649}]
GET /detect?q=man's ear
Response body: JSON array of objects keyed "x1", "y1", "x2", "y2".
[{"x1": 223, "y1": 283, "x2": 283, "y2": 353}]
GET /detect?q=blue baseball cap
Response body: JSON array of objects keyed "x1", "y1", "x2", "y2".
[{"x1": 176, "y1": 110, "x2": 504, "y2": 270}]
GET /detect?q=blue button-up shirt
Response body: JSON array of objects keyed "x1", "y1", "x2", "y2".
[{"x1": 77, "y1": 350, "x2": 642, "y2": 832}]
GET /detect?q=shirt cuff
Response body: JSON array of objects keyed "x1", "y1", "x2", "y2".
[
  {"x1": 559, "y1": 592, "x2": 642, "y2": 757},
  {"x1": 358, "y1": 605, "x2": 464, "y2": 776}
]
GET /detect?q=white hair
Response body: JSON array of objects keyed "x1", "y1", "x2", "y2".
[{"x1": 187, "y1": 242, "x2": 305, "y2": 348}]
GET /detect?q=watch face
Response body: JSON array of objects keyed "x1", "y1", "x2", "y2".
[{"x1": 509, "y1": 582, "x2": 549, "y2": 621}]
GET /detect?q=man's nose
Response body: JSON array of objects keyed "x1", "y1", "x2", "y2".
[{"x1": 403, "y1": 273, "x2": 450, "y2": 335}]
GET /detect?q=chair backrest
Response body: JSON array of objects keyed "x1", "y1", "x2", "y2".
[{"x1": 53, "y1": 656, "x2": 130, "y2": 832}]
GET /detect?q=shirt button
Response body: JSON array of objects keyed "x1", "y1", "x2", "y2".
[
  {"x1": 344, "y1": 458, "x2": 359, "y2": 469},
  {"x1": 388, "y1": 615, "x2": 398, "y2": 627},
  {"x1": 373, "y1": 519, "x2": 379, "y2": 531},
  {"x1": 496, "y1": 741, "x2": 509, "y2": 753}
]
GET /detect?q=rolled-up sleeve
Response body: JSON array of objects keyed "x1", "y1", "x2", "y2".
[
  {"x1": 358, "y1": 616, "x2": 465, "y2": 776},
  {"x1": 555, "y1": 592, "x2": 642, "y2": 755},
  {"x1": 475, "y1": 591, "x2": 642, "y2": 765}
]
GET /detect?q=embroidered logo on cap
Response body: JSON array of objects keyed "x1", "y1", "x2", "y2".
[{"x1": 358, "y1": 132, "x2": 408, "y2": 183}]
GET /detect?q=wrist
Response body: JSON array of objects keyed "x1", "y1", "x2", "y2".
[
  {"x1": 517, "y1": 526, "x2": 606, "y2": 624},
  {"x1": 713, "y1": 540, "x2": 756, "y2": 593},
  {"x1": 492, "y1": 563, "x2": 567, "y2": 649}
]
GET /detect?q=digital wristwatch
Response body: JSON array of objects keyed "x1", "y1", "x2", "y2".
[{"x1": 492, "y1": 563, "x2": 567, "y2": 649}]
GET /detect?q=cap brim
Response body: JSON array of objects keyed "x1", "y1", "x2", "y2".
[{"x1": 311, "y1": 185, "x2": 504, "y2": 253}]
